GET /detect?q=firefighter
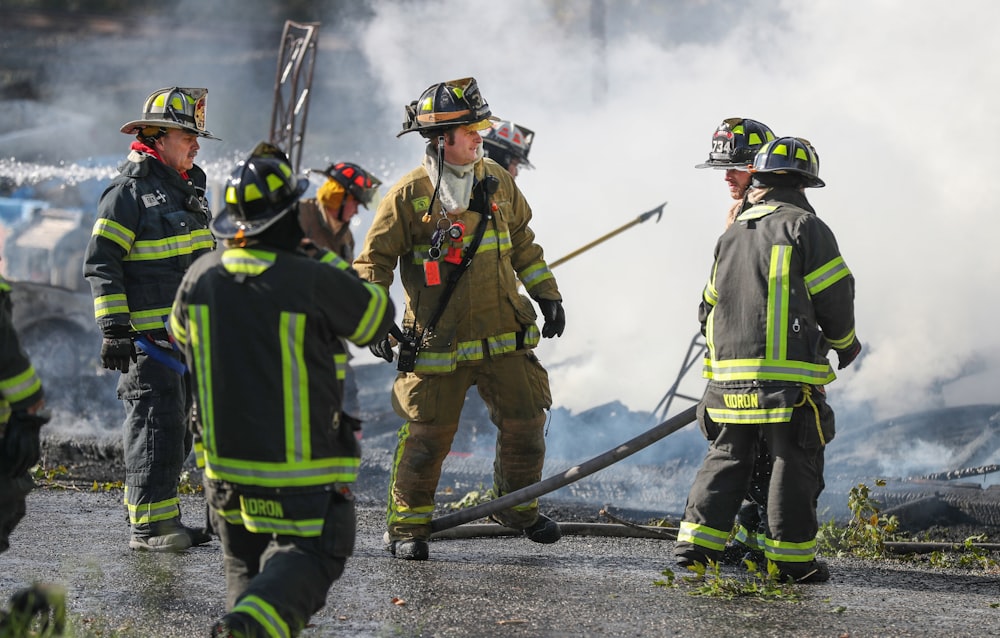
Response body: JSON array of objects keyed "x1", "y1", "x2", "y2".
[
  {"x1": 169, "y1": 142, "x2": 395, "y2": 638},
  {"x1": 694, "y1": 117, "x2": 777, "y2": 565},
  {"x1": 354, "y1": 77, "x2": 565, "y2": 561},
  {"x1": 298, "y1": 161, "x2": 382, "y2": 421},
  {"x1": 675, "y1": 137, "x2": 862, "y2": 583},
  {"x1": 82, "y1": 87, "x2": 219, "y2": 552},
  {"x1": 0, "y1": 271, "x2": 46, "y2": 555},
  {"x1": 481, "y1": 120, "x2": 535, "y2": 179},
  {"x1": 0, "y1": 268, "x2": 61, "y2": 634},
  {"x1": 298, "y1": 161, "x2": 382, "y2": 263}
]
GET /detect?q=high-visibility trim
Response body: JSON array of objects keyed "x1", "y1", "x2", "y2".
[
  {"x1": 94, "y1": 293, "x2": 130, "y2": 320},
  {"x1": 805, "y1": 255, "x2": 851, "y2": 295},
  {"x1": 318, "y1": 251, "x2": 351, "y2": 270},
  {"x1": 0, "y1": 365, "x2": 42, "y2": 404},
  {"x1": 702, "y1": 357, "x2": 836, "y2": 385},
  {"x1": 280, "y1": 312, "x2": 309, "y2": 462},
  {"x1": 168, "y1": 312, "x2": 187, "y2": 345},
  {"x1": 766, "y1": 245, "x2": 792, "y2": 361},
  {"x1": 203, "y1": 456, "x2": 360, "y2": 487},
  {"x1": 737, "y1": 204, "x2": 778, "y2": 222},
  {"x1": 677, "y1": 520, "x2": 729, "y2": 552},
  {"x1": 703, "y1": 281, "x2": 718, "y2": 307},
  {"x1": 193, "y1": 437, "x2": 205, "y2": 469},
  {"x1": 826, "y1": 329, "x2": 855, "y2": 351},
  {"x1": 333, "y1": 352, "x2": 347, "y2": 381},
  {"x1": 764, "y1": 536, "x2": 816, "y2": 563},
  {"x1": 240, "y1": 514, "x2": 325, "y2": 537},
  {"x1": 706, "y1": 406, "x2": 795, "y2": 424},
  {"x1": 188, "y1": 304, "x2": 216, "y2": 458},
  {"x1": 411, "y1": 328, "x2": 538, "y2": 373},
  {"x1": 232, "y1": 595, "x2": 290, "y2": 638},
  {"x1": 519, "y1": 261, "x2": 554, "y2": 292},
  {"x1": 92, "y1": 217, "x2": 135, "y2": 252},
  {"x1": 130, "y1": 306, "x2": 171, "y2": 332},
  {"x1": 410, "y1": 227, "x2": 505, "y2": 264},
  {"x1": 0, "y1": 278, "x2": 9, "y2": 293},
  {"x1": 387, "y1": 421, "x2": 435, "y2": 527},
  {"x1": 221, "y1": 248, "x2": 276, "y2": 276},
  {"x1": 347, "y1": 283, "x2": 391, "y2": 345},
  {"x1": 123, "y1": 489, "x2": 180, "y2": 525},
  {"x1": 123, "y1": 228, "x2": 215, "y2": 261}
]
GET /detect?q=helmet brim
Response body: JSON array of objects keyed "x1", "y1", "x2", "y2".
[
  {"x1": 120, "y1": 119, "x2": 221, "y2": 140},
  {"x1": 694, "y1": 160, "x2": 751, "y2": 170}
]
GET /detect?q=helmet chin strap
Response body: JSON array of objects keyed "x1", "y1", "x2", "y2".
[{"x1": 426, "y1": 134, "x2": 446, "y2": 219}]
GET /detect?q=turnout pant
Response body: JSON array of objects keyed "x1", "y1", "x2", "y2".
[
  {"x1": 207, "y1": 482, "x2": 354, "y2": 638},
  {"x1": 387, "y1": 351, "x2": 552, "y2": 541},
  {"x1": 676, "y1": 388, "x2": 833, "y2": 568},
  {"x1": 117, "y1": 350, "x2": 193, "y2": 533},
  {"x1": 0, "y1": 472, "x2": 33, "y2": 554}
]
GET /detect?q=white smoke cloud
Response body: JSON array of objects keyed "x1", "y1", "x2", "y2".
[
  {"x1": 353, "y1": 0, "x2": 1000, "y2": 423},
  {"x1": 4, "y1": 1, "x2": 997, "y2": 430}
]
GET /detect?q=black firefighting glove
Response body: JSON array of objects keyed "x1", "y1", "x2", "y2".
[
  {"x1": 538, "y1": 299, "x2": 565, "y2": 338},
  {"x1": 100, "y1": 324, "x2": 136, "y2": 373},
  {"x1": 369, "y1": 325, "x2": 404, "y2": 363},
  {"x1": 835, "y1": 339, "x2": 863, "y2": 370},
  {"x1": 2, "y1": 409, "x2": 50, "y2": 477}
]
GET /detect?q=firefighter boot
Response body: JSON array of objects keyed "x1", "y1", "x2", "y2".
[
  {"x1": 776, "y1": 560, "x2": 830, "y2": 584},
  {"x1": 130, "y1": 519, "x2": 211, "y2": 552},
  {"x1": 385, "y1": 538, "x2": 430, "y2": 561},
  {"x1": 523, "y1": 513, "x2": 561, "y2": 544}
]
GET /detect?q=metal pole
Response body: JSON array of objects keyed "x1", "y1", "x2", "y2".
[
  {"x1": 430, "y1": 404, "x2": 697, "y2": 533},
  {"x1": 547, "y1": 202, "x2": 665, "y2": 270}
]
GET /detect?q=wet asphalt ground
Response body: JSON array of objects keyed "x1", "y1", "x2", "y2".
[{"x1": 2, "y1": 488, "x2": 999, "y2": 638}]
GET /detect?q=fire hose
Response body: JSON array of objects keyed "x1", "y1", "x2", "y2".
[{"x1": 429, "y1": 404, "x2": 697, "y2": 534}]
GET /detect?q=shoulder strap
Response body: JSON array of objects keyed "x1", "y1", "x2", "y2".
[{"x1": 420, "y1": 175, "x2": 498, "y2": 340}]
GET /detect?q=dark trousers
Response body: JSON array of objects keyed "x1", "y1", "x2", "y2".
[
  {"x1": 677, "y1": 392, "x2": 833, "y2": 564},
  {"x1": 0, "y1": 472, "x2": 32, "y2": 554},
  {"x1": 206, "y1": 482, "x2": 355, "y2": 638},
  {"x1": 117, "y1": 350, "x2": 192, "y2": 531}
]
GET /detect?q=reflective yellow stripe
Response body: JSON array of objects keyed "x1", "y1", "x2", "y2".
[
  {"x1": 702, "y1": 357, "x2": 836, "y2": 385},
  {"x1": 92, "y1": 217, "x2": 135, "y2": 251},
  {"x1": 123, "y1": 489, "x2": 180, "y2": 524},
  {"x1": 94, "y1": 293, "x2": 130, "y2": 319},
  {"x1": 764, "y1": 536, "x2": 816, "y2": 563},
  {"x1": 203, "y1": 456, "x2": 359, "y2": 488},
  {"x1": 677, "y1": 520, "x2": 729, "y2": 551},
  {"x1": 280, "y1": 312, "x2": 309, "y2": 462},
  {"x1": 805, "y1": 255, "x2": 851, "y2": 295},
  {"x1": 130, "y1": 306, "x2": 171, "y2": 332},
  {"x1": 0, "y1": 366, "x2": 42, "y2": 404},
  {"x1": 222, "y1": 248, "x2": 275, "y2": 275},
  {"x1": 123, "y1": 229, "x2": 214, "y2": 261},
  {"x1": 706, "y1": 406, "x2": 794, "y2": 424},
  {"x1": 232, "y1": 595, "x2": 290, "y2": 638},
  {"x1": 766, "y1": 245, "x2": 792, "y2": 361},
  {"x1": 347, "y1": 283, "x2": 391, "y2": 345}
]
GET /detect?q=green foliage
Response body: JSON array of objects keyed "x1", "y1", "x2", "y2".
[
  {"x1": 656, "y1": 559, "x2": 800, "y2": 601},
  {"x1": 928, "y1": 535, "x2": 1000, "y2": 571},
  {"x1": 445, "y1": 484, "x2": 494, "y2": 510},
  {"x1": 816, "y1": 480, "x2": 899, "y2": 558}
]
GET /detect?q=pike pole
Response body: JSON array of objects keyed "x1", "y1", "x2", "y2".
[
  {"x1": 430, "y1": 404, "x2": 697, "y2": 534},
  {"x1": 547, "y1": 202, "x2": 665, "y2": 270}
]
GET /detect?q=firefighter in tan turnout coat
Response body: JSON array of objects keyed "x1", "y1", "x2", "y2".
[{"x1": 354, "y1": 77, "x2": 566, "y2": 560}]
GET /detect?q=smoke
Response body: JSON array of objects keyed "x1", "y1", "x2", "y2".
[
  {"x1": 351, "y1": 0, "x2": 1000, "y2": 425},
  {"x1": 3, "y1": 1, "x2": 998, "y2": 436}
]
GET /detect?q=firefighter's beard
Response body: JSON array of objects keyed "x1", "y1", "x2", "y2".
[{"x1": 423, "y1": 144, "x2": 483, "y2": 214}]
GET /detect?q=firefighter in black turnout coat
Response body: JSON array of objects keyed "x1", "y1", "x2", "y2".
[
  {"x1": 83, "y1": 87, "x2": 219, "y2": 552},
  {"x1": 675, "y1": 137, "x2": 862, "y2": 583},
  {"x1": 169, "y1": 143, "x2": 395, "y2": 638}
]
